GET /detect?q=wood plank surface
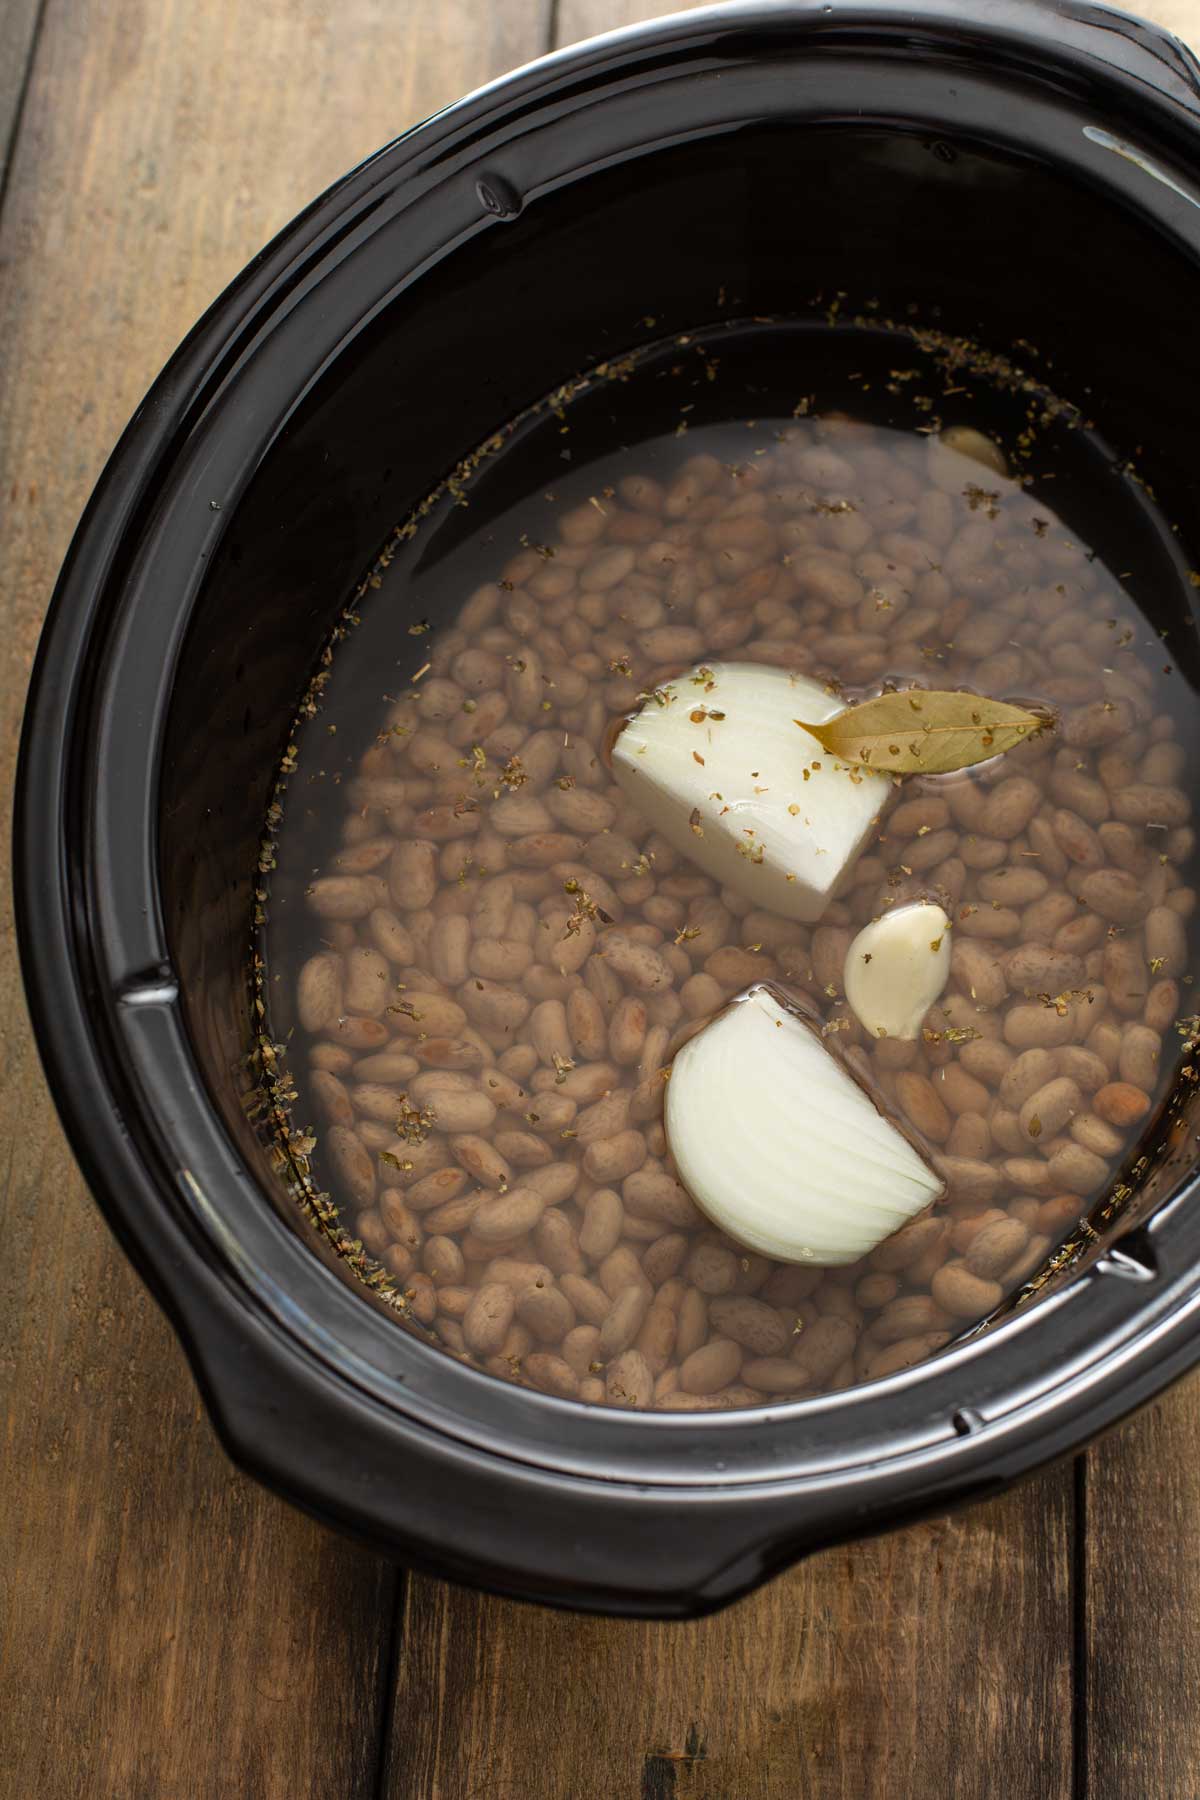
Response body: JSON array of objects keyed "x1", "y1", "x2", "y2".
[
  {"x1": 0, "y1": 0, "x2": 43, "y2": 197},
  {"x1": 0, "y1": 2, "x2": 548, "y2": 1797},
  {"x1": 1083, "y1": 1387, "x2": 1200, "y2": 1798},
  {"x1": 557, "y1": 0, "x2": 690, "y2": 39},
  {"x1": 388, "y1": 1473, "x2": 1074, "y2": 1800},
  {"x1": 1136, "y1": 0, "x2": 1200, "y2": 39},
  {"x1": 3, "y1": 0, "x2": 1200, "y2": 1797},
  {"x1": 556, "y1": 0, "x2": 1200, "y2": 53}
]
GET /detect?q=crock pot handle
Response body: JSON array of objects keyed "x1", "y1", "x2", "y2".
[{"x1": 1057, "y1": 0, "x2": 1200, "y2": 118}]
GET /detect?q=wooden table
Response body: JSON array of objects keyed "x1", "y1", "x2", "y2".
[{"x1": 3, "y1": 1, "x2": 1200, "y2": 1793}]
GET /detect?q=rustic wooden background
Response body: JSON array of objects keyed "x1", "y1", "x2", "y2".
[{"x1": 2, "y1": 1, "x2": 1199, "y2": 1794}]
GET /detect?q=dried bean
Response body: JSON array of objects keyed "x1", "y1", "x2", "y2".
[
  {"x1": 463, "y1": 1283, "x2": 516, "y2": 1356},
  {"x1": 471, "y1": 1188, "x2": 545, "y2": 1244},
  {"x1": 605, "y1": 1349, "x2": 654, "y2": 1409},
  {"x1": 930, "y1": 1262, "x2": 1003, "y2": 1319},
  {"x1": 708, "y1": 1295, "x2": 791, "y2": 1355},
  {"x1": 1118, "y1": 1025, "x2": 1161, "y2": 1093}
]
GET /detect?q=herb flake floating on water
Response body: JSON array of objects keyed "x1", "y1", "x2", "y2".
[{"x1": 798, "y1": 688, "x2": 1053, "y2": 775}]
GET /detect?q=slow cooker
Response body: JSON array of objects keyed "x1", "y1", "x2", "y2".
[{"x1": 16, "y1": 0, "x2": 1200, "y2": 1615}]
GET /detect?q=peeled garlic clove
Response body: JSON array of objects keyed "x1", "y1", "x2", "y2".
[
  {"x1": 843, "y1": 901, "x2": 951, "y2": 1041},
  {"x1": 929, "y1": 427, "x2": 1011, "y2": 493},
  {"x1": 611, "y1": 662, "x2": 890, "y2": 922},
  {"x1": 665, "y1": 984, "x2": 944, "y2": 1266},
  {"x1": 938, "y1": 424, "x2": 1008, "y2": 476}
]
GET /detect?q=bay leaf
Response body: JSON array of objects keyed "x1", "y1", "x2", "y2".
[{"x1": 797, "y1": 689, "x2": 1052, "y2": 775}]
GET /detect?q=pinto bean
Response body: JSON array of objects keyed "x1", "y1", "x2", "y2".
[
  {"x1": 930, "y1": 1262, "x2": 1003, "y2": 1320},
  {"x1": 605, "y1": 1349, "x2": 654, "y2": 1408},
  {"x1": 462, "y1": 1283, "x2": 516, "y2": 1356},
  {"x1": 1145, "y1": 906, "x2": 1188, "y2": 979},
  {"x1": 1018, "y1": 1077, "x2": 1082, "y2": 1143},
  {"x1": 951, "y1": 940, "x2": 1006, "y2": 1008},
  {"x1": 1118, "y1": 1025, "x2": 1162, "y2": 1093},
  {"x1": 708, "y1": 1295, "x2": 791, "y2": 1355}
]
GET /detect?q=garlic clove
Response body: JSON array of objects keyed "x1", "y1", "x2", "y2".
[
  {"x1": 665, "y1": 984, "x2": 944, "y2": 1265},
  {"x1": 610, "y1": 662, "x2": 890, "y2": 923},
  {"x1": 935, "y1": 424, "x2": 1009, "y2": 480},
  {"x1": 843, "y1": 901, "x2": 952, "y2": 1042}
]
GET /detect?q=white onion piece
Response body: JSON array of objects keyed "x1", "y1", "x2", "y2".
[
  {"x1": 611, "y1": 662, "x2": 890, "y2": 922},
  {"x1": 666, "y1": 986, "x2": 944, "y2": 1265},
  {"x1": 843, "y1": 901, "x2": 952, "y2": 1041}
]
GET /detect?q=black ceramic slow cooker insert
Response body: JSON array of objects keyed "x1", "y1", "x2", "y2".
[{"x1": 16, "y1": 0, "x2": 1200, "y2": 1616}]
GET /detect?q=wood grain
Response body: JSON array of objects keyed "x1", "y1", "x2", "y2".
[
  {"x1": 3, "y1": 0, "x2": 1200, "y2": 1793},
  {"x1": 1083, "y1": 1379, "x2": 1200, "y2": 1798},
  {"x1": 0, "y1": 0, "x2": 43, "y2": 196},
  {"x1": 0, "y1": 1, "x2": 547, "y2": 1796},
  {"x1": 1136, "y1": 0, "x2": 1200, "y2": 40},
  {"x1": 554, "y1": 0, "x2": 1200, "y2": 56},
  {"x1": 556, "y1": 0, "x2": 693, "y2": 47},
  {"x1": 388, "y1": 1472, "x2": 1073, "y2": 1800}
]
